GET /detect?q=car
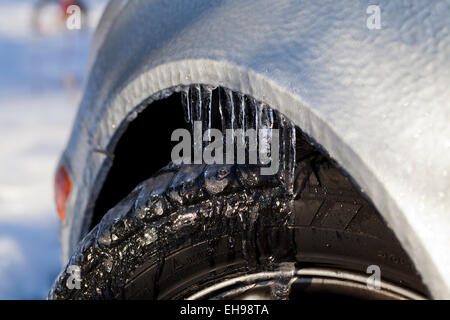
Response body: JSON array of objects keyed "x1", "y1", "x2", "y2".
[{"x1": 49, "y1": 0, "x2": 450, "y2": 300}]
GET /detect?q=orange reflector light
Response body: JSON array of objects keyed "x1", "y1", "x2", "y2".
[{"x1": 55, "y1": 165, "x2": 71, "y2": 221}]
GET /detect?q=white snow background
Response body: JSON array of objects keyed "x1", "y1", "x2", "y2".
[{"x1": 0, "y1": 0, "x2": 107, "y2": 299}]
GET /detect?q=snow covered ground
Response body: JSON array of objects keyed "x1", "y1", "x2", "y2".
[{"x1": 0, "y1": 0, "x2": 107, "y2": 299}]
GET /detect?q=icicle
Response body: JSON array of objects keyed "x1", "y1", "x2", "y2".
[
  {"x1": 190, "y1": 84, "x2": 202, "y2": 131},
  {"x1": 277, "y1": 113, "x2": 296, "y2": 195},
  {"x1": 219, "y1": 88, "x2": 235, "y2": 134},
  {"x1": 233, "y1": 92, "x2": 245, "y2": 129},
  {"x1": 255, "y1": 100, "x2": 262, "y2": 134},
  {"x1": 259, "y1": 103, "x2": 274, "y2": 164},
  {"x1": 181, "y1": 87, "x2": 191, "y2": 124},
  {"x1": 188, "y1": 85, "x2": 202, "y2": 164},
  {"x1": 233, "y1": 92, "x2": 246, "y2": 149},
  {"x1": 201, "y1": 85, "x2": 213, "y2": 144},
  {"x1": 246, "y1": 96, "x2": 257, "y2": 130},
  {"x1": 218, "y1": 88, "x2": 226, "y2": 133}
]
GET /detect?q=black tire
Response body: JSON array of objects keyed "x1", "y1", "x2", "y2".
[{"x1": 49, "y1": 132, "x2": 427, "y2": 299}]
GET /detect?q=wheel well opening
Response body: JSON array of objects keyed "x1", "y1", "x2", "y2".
[{"x1": 90, "y1": 92, "x2": 187, "y2": 229}]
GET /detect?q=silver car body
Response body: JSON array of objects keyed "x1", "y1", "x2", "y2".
[{"x1": 59, "y1": 0, "x2": 450, "y2": 298}]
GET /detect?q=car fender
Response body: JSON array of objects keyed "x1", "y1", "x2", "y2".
[{"x1": 61, "y1": 0, "x2": 450, "y2": 298}]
